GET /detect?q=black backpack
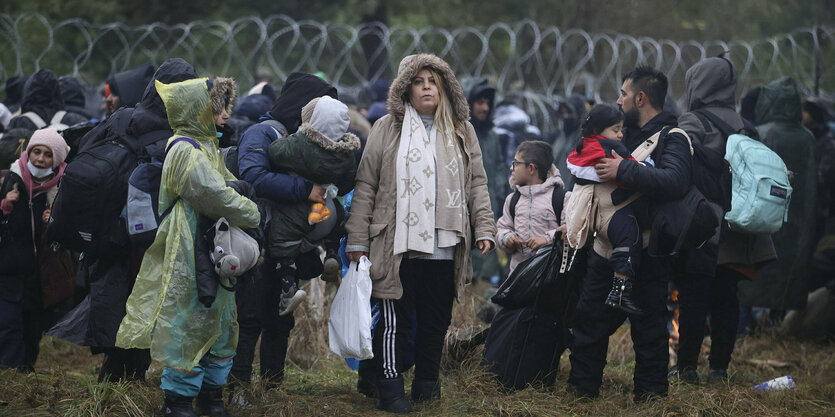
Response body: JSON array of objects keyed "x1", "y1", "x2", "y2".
[
  {"x1": 649, "y1": 127, "x2": 723, "y2": 256},
  {"x1": 0, "y1": 128, "x2": 33, "y2": 170},
  {"x1": 689, "y1": 109, "x2": 739, "y2": 212},
  {"x1": 47, "y1": 108, "x2": 166, "y2": 257}
]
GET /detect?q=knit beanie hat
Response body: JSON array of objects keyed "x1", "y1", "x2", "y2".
[
  {"x1": 301, "y1": 96, "x2": 349, "y2": 140},
  {"x1": 27, "y1": 127, "x2": 70, "y2": 168}
]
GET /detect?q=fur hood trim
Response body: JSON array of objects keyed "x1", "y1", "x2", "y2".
[
  {"x1": 299, "y1": 122, "x2": 361, "y2": 152},
  {"x1": 386, "y1": 54, "x2": 470, "y2": 125},
  {"x1": 211, "y1": 77, "x2": 237, "y2": 115}
]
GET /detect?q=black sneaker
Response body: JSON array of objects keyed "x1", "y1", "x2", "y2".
[
  {"x1": 669, "y1": 366, "x2": 700, "y2": 385},
  {"x1": 707, "y1": 368, "x2": 729, "y2": 383},
  {"x1": 278, "y1": 282, "x2": 306, "y2": 316}
]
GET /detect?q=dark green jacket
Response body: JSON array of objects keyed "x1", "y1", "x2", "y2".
[
  {"x1": 739, "y1": 77, "x2": 818, "y2": 310},
  {"x1": 267, "y1": 123, "x2": 359, "y2": 257},
  {"x1": 268, "y1": 122, "x2": 361, "y2": 195}
]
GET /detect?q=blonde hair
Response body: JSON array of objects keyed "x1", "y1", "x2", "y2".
[{"x1": 412, "y1": 68, "x2": 465, "y2": 138}]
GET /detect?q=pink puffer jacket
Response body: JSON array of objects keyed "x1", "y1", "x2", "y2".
[{"x1": 497, "y1": 171, "x2": 566, "y2": 273}]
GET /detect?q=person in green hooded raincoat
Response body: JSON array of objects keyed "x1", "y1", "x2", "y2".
[
  {"x1": 739, "y1": 77, "x2": 817, "y2": 313},
  {"x1": 116, "y1": 77, "x2": 260, "y2": 417}
]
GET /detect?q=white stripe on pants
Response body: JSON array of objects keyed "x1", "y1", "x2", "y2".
[{"x1": 382, "y1": 299, "x2": 397, "y2": 378}]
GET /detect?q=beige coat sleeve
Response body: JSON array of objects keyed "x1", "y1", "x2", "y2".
[
  {"x1": 345, "y1": 116, "x2": 388, "y2": 251},
  {"x1": 463, "y1": 122, "x2": 498, "y2": 244}
]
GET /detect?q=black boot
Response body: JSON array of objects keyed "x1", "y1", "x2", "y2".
[
  {"x1": 162, "y1": 392, "x2": 197, "y2": 417},
  {"x1": 605, "y1": 277, "x2": 644, "y2": 315},
  {"x1": 411, "y1": 378, "x2": 440, "y2": 404},
  {"x1": 376, "y1": 376, "x2": 413, "y2": 414},
  {"x1": 194, "y1": 387, "x2": 235, "y2": 417},
  {"x1": 356, "y1": 360, "x2": 378, "y2": 398}
]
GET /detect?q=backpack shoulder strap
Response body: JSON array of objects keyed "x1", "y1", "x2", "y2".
[
  {"x1": 692, "y1": 109, "x2": 737, "y2": 138},
  {"x1": 509, "y1": 190, "x2": 521, "y2": 219},
  {"x1": 654, "y1": 125, "x2": 694, "y2": 160},
  {"x1": 23, "y1": 112, "x2": 46, "y2": 129},
  {"x1": 157, "y1": 138, "x2": 200, "y2": 221},
  {"x1": 667, "y1": 127, "x2": 694, "y2": 155},
  {"x1": 50, "y1": 111, "x2": 67, "y2": 126},
  {"x1": 551, "y1": 187, "x2": 567, "y2": 225},
  {"x1": 164, "y1": 137, "x2": 201, "y2": 158},
  {"x1": 631, "y1": 130, "x2": 663, "y2": 162}
]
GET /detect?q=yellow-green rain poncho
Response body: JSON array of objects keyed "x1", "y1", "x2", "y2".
[{"x1": 116, "y1": 78, "x2": 260, "y2": 371}]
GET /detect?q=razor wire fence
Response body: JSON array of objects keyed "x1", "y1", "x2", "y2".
[{"x1": 1, "y1": 13, "x2": 832, "y2": 134}]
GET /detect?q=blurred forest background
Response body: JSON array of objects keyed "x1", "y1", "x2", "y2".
[{"x1": 4, "y1": 0, "x2": 832, "y2": 41}]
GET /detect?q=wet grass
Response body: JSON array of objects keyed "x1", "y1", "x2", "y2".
[{"x1": 1, "y1": 281, "x2": 833, "y2": 416}]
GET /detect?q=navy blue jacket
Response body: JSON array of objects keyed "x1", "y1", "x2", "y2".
[{"x1": 237, "y1": 116, "x2": 309, "y2": 203}]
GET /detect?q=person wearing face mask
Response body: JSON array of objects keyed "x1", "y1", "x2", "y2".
[{"x1": 0, "y1": 128, "x2": 69, "y2": 370}]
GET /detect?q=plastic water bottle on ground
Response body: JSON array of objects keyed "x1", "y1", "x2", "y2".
[{"x1": 752, "y1": 375, "x2": 796, "y2": 391}]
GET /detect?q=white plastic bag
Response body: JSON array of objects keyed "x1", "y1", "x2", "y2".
[{"x1": 328, "y1": 256, "x2": 374, "y2": 359}]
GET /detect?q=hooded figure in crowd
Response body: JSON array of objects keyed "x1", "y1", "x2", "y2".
[
  {"x1": 672, "y1": 57, "x2": 776, "y2": 384},
  {"x1": 739, "y1": 77, "x2": 817, "y2": 312},
  {"x1": 461, "y1": 77, "x2": 505, "y2": 283},
  {"x1": 47, "y1": 58, "x2": 200, "y2": 384},
  {"x1": 552, "y1": 93, "x2": 590, "y2": 190},
  {"x1": 231, "y1": 72, "x2": 339, "y2": 389},
  {"x1": 2, "y1": 75, "x2": 29, "y2": 114},
  {"x1": 7, "y1": 69, "x2": 88, "y2": 131},
  {"x1": 104, "y1": 63, "x2": 155, "y2": 115},
  {"x1": 58, "y1": 76, "x2": 95, "y2": 121},
  {"x1": 116, "y1": 77, "x2": 260, "y2": 416}
]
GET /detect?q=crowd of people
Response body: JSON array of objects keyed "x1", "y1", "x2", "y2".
[{"x1": 0, "y1": 51, "x2": 833, "y2": 416}]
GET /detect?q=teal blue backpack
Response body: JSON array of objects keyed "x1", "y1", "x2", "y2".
[{"x1": 724, "y1": 133, "x2": 792, "y2": 233}]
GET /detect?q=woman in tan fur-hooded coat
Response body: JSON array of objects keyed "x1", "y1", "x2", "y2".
[{"x1": 345, "y1": 54, "x2": 496, "y2": 413}]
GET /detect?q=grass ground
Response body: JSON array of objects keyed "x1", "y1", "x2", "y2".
[{"x1": 0, "y1": 280, "x2": 833, "y2": 416}]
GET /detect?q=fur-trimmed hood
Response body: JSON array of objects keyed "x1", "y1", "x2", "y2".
[
  {"x1": 298, "y1": 122, "x2": 361, "y2": 153},
  {"x1": 211, "y1": 77, "x2": 237, "y2": 115},
  {"x1": 386, "y1": 54, "x2": 470, "y2": 126}
]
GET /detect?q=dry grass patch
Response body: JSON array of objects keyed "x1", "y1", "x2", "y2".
[{"x1": 0, "y1": 281, "x2": 833, "y2": 416}]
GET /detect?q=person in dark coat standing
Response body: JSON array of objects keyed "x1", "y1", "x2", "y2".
[
  {"x1": 568, "y1": 66, "x2": 692, "y2": 401},
  {"x1": 103, "y1": 64, "x2": 155, "y2": 116},
  {"x1": 47, "y1": 59, "x2": 198, "y2": 383},
  {"x1": 738, "y1": 77, "x2": 817, "y2": 313},
  {"x1": 6, "y1": 69, "x2": 88, "y2": 131},
  {"x1": 672, "y1": 57, "x2": 777, "y2": 384},
  {"x1": 552, "y1": 93, "x2": 590, "y2": 190},
  {"x1": 462, "y1": 77, "x2": 505, "y2": 284},
  {"x1": 0, "y1": 128, "x2": 69, "y2": 370},
  {"x1": 232, "y1": 72, "x2": 337, "y2": 388}
]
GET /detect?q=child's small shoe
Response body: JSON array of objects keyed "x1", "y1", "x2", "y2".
[
  {"x1": 321, "y1": 249, "x2": 342, "y2": 282},
  {"x1": 278, "y1": 281, "x2": 307, "y2": 316}
]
